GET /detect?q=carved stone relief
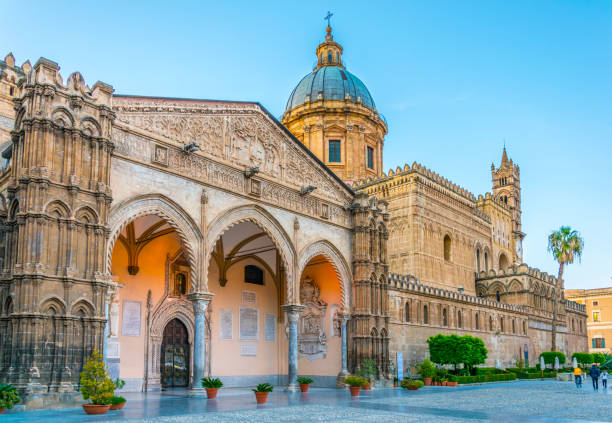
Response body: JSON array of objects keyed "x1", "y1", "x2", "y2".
[{"x1": 298, "y1": 278, "x2": 327, "y2": 360}]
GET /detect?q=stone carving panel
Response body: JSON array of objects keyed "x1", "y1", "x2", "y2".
[{"x1": 298, "y1": 278, "x2": 327, "y2": 361}]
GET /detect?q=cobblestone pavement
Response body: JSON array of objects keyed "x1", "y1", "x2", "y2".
[{"x1": 4, "y1": 380, "x2": 612, "y2": 422}]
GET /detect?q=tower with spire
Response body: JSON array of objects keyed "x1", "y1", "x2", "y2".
[{"x1": 491, "y1": 147, "x2": 525, "y2": 261}]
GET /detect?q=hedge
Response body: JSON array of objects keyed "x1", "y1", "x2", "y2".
[
  {"x1": 506, "y1": 370, "x2": 557, "y2": 379},
  {"x1": 475, "y1": 367, "x2": 506, "y2": 376},
  {"x1": 539, "y1": 351, "x2": 566, "y2": 366},
  {"x1": 572, "y1": 352, "x2": 594, "y2": 365},
  {"x1": 457, "y1": 373, "x2": 517, "y2": 384}
]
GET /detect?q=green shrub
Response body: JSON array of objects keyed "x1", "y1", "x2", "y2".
[
  {"x1": 297, "y1": 377, "x2": 313, "y2": 385},
  {"x1": 201, "y1": 377, "x2": 223, "y2": 388},
  {"x1": 457, "y1": 372, "x2": 516, "y2": 384},
  {"x1": 359, "y1": 359, "x2": 377, "y2": 380},
  {"x1": 109, "y1": 396, "x2": 126, "y2": 405},
  {"x1": 79, "y1": 350, "x2": 115, "y2": 405},
  {"x1": 114, "y1": 378, "x2": 126, "y2": 390},
  {"x1": 593, "y1": 353, "x2": 606, "y2": 364},
  {"x1": 0, "y1": 383, "x2": 21, "y2": 410},
  {"x1": 572, "y1": 352, "x2": 593, "y2": 365},
  {"x1": 252, "y1": 383, "x2": 274, "y2": 393},
  {"x1": 539, "y1": 351, "x2": 566, "y2": 366},
  {"x1": 401, "y1": 379, "x2": 424, "y2": 389},
  {"x1": 416, "y1": 359, "x2": 436, "y2": 378},
  {"x1": 427, "y1": 334, "x2": 487, "y2": 375},
  {"x1": 344, "y1": 376, "x2": 367, "y2": 387},
  {"x1": 476, "y1": 367, "x2": 505, "y2": 376},
  {"x1": 447, "y1": 374, "x2": 458, "y2": 382}
]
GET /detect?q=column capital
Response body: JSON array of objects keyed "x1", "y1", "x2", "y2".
[
  {"x1": 187, "y1": 292, "x2": 214, "y2": 315},
  {"x1": 281, "y1": 304, "x2": 306, "y2": 323}
]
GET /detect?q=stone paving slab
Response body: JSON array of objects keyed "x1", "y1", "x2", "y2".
[{"x1": 3, "y1": 381, "x2": 611, "y2": 422}]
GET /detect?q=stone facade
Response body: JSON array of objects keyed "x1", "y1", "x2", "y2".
[{"x1": 566, "y1": 288, "x2": 612, "y2": 354}]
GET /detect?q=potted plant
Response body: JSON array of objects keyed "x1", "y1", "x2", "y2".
[
  {"x1": 441, "y1": 377, "x2": 448, "y2": 386},
  {"x1": 253, "y1": 383, "x2": 273, "y2": 404},
  {"x1": 297, "y1": 377, "x2": 313, "y2": 393},
  {"x1": 417, "y1": 359, "x2": 435, "y2": 386},
  {"x1": 0, "y1": 383, "x2": 21, "y2": 414},
  {"x1": 344, "y1": 376, "x2": 366, "y2": 397},
  {"x1": 447, "y1": 374, "x2": 458, "y2": 387},
  {"x1": 109, "y1": 378, "x2": 126, "y2": 410},
  {"x1": 79, "y1": 350, "x2": 115, "y2": 415},
  {"x1": 401, "y1": 379, "x2": 424, "y2": 391},
  {"x1": 393, "y1": 377, "x2": 399, "y2": 388},
  {"x1": 359, "y1": 359, "x2": 376, "y2": 390},
  {"x1": 201, "y1": 377, "x2": 223, "y2": 399}
]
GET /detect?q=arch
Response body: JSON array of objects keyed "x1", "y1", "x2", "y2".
[
  {"x1": 457, "y1": 310, "x2": 462, "y2": 328},
  {"x1": 71, "y1": 299, "x2": 95, "y2": 317},
  {"x1": 443, "y1": 234, "x2": 452, "y2": 262},
  {"x1": 489, "y1": 315, "x2": 493, "y2": 331},
  {"x1": 207, "y1": 205, "x2": 296, "y2": 302},
  {"x1": 79, "y1": 116, "x2": 102, "y2": 137},
  {"x1": 40, "y1": 296, "x2": 67, "y2": 316},
  {"x1": 107, "y1": 194, "x2": 203, "y2": 291},
  {"x1": 442, "y1": 308, "x2": 448, "y2": 326},
  {"x1": 499, "y1": 252, "x2": 509, "y2": 269},
  {"x1": 298, "y1": 240, "x2": 352, "y2": 310},
  {"x1": 3, "y1": 295, "x2": 13, "y2": 316},
  {"x1": 150, "y1": 297, "x2": 195, "y2": 342},
  {"x1": 423, "y1": 304, "x2": 429, "y2": 324},
  {"x1": 475, "y1": 312, "x2": 479, "y2": 330},
  {"x1": 405, "y1": 301, "x2": 410, "y2": 322},
  {"x1": 8, "y1": 199, "x2": 18, "y2": 220},
  {"x1": 44, "y1": 199, "x2": 71, "y2": 219},
  {"x1": 74, "y1": 205, "x2": 99, "y2": 224},
  {"x1": 508, "y1": 279, "x2": 523, "y2": 292},
  {"x1": 14, "y1": 107, "x2": 26, "y2": 131},
  {"x1": 51, "y1": 106, "x2": 75, "y2": 128}
]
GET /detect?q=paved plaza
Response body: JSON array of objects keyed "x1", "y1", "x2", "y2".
[{"x1": 4, "y1": 380, "x2": 612, "y2": 422}]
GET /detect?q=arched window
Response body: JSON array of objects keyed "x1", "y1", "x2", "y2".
[
  {"x1": 327, "y1": 51, "x2": 332, "y2": 63},
  {"x1": 336, "y1": 52, "x2": 339, "y2": 63},
  {"x1": 457, "y1": 311, "x2": 462, "y2": 328},
  {"x1": 405, "y1": 302, "x2": 410, "y2": 322},
  {"x1": 572, "y1": 319, "x2": 575, "y2": 332},
  {"x1": 442, "y1": 308, "x2": 448, "y2": 326},
  {"x1": 499, "y1": 253, "x2": 509, "y2": 269},
  {"x1": 580, "y1": 320, "x2": 583, "y2": 333},
  {"x1": 496, "y1": 291, "x2": 501, "y2": 302},
  {"x1": 500, "y1": 317, "x2": 504, "y2": 332},
  {"x1": 443, "y1": 235, "x2": 452, "y2": 262},
  {"x1": 489, "y1": 315, "x2": 493, "y2": 331},
  {"x1": 320, "y1": 53, "x2": 324, "y2": 64},
  {"x1": 512, "y1": 319, "x2": 516, "y2": 333},
  {"x1": 475, "y1": 313, "x2": 479, "y2": 330},
  {"x1": 476, "y1": 249, "x2": 481, "y2": 272},
  {"x1": 484, "y1": 252, "x2": 489, "y2": 271},
  {"x1": 423, "y1": 305, "x2": 429, "y2": 324},
  {"x1": 523, "y1": 320, "x2": 527, "y2": 334}
]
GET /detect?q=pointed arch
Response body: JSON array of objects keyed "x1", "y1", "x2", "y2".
[
  {"x1": 40, "y1": 296, "x2": 67, "y2": 316},
  {"x1": 298, "y1": 239, "x2": 352, "y2": 310},
  {"x1": 75, "y1": 205, "x2": 99, "y2": 224},
  {"x1": 44, "y1": 199, "x2": 71, "y2": 219},
  {"x1": 207, "y1": 204, "x2": 296, "y2": 302},
  {"x1": 107, "y1": 194, "x2": 203, "y2": 291},
  {"x1": 71, "y1": 299, "x2": 95, "y2": 317}
]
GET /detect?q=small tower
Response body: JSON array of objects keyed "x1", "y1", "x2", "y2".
[
  {"x1": 314, "y1": 26, "x2": 344, "y2": 70},
  {"x1": 491, "y1": 147, "x2": 525, "y2": 261}
]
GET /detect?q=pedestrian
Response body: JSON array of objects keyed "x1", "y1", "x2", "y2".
[
  {"x1": 602, "y1": 370, "x2": 608, "y2": 389},
  {"x1": 589, "y1": 364, "x2": 600, "y2": 390},
  {"x1": 574, "y1": 366, "x2": 583, "y2": 388}
]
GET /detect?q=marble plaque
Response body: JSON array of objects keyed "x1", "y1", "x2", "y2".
[
  {"x1": 239, "y1": 306, "x2": 259, "y2": 341},
  {"x1": 264, "y1": 313, "x2": 276, "y2": 342},
  {"x1": 121, "y1": 301, "x2": 141, "y2": 336},
  {"x1": 241, "y1": 344, "x2": 257, "y2": 356},
  {"x1": 219, "y1": 308, "x2": 233, "y2": 340},
  {"x1": 242, "y1": 290, "x2": 257, "y2": 304}
]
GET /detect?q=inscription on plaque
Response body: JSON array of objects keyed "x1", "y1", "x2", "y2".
[
  {"x1": 219, "y1": 308, "x2": 233, "y2": 340},
  {"x1": 240, "y1": 344, "x2": 257, "y2": 356},
  {"x1": 264, "y1": 313, "x2": 276, "y2": 342},
  {"x1": 239, "y1": 306, "x2": 259, "y2": 341},
  {"x1": 121, "y1": 301, "x2": 141, "y2": 337},
  {"x1": 242, "y1": 290, "x2": 257, "y2": 304}
]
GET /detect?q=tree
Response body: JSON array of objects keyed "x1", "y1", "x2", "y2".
[
  {"x1": 427, "y1": 334, "x2": 487, "y2": 375},
  {"x1": 548, "y1": 226, "x2": 584, "y2": 351}
]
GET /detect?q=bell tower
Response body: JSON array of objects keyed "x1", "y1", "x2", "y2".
[{"x1": 491, "y1": 147, "x2": 525, "y2": 261}]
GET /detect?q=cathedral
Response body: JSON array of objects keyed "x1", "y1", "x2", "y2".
[{"x1": 0, "y1": 25, "x2": 586, "y2": 409}]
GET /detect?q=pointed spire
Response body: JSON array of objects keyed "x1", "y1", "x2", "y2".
[{"x1": 501, "y1": 147, "x2": 509, "y2": 166}]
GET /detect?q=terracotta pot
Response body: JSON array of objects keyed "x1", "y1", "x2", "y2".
[
  {"x1": 82, "y1": 404, "x2": 111, "y2": 415},
  {"x1": 206, "y1": 388, "x2": 219, "y2": 399},
  {"x1": 363, "y1": 382, "x2": 371, "y2": 390},
  {"x1": 434, "y1": 381, "x2": 441, "y2": 386},
  {"x1": 442, "y1": 381, "x2": 448, "y2": 386},
  {"x1": 393, "y1": 382, "x2": 398, "y2": 388},
  {"x1": 299, "y1": 383, "x2": 310, "y2": 393},
  {"x1": 407, "y1": 386, "x2": 419, "y2": 390},
  {"x1": 0, "y1": 408, "x2": 4, "y2": 414},
  {"x1": 110, "y1": 401, "x2": 126, "y2": 410},
  {"x1": 349, "y1": 386, "x2": 361, "y2": 397},
  {"x1": 447, "y1": 381, "x2": 458, "y2": 387},
  {"x1": 423, "y1": 377, "x2": 432, "y2": 386},
  {"x1": 254, "y1": 391, "x2": 269, "y2": 404}
]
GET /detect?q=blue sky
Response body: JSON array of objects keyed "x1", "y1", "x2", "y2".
[{"x1": 2, "y1": 1, "x2": 610, "y2": 289}]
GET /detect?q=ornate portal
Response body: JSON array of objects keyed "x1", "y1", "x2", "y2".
[{"x1": 298, "y1": 278, "x2": 327, "y2": 360}]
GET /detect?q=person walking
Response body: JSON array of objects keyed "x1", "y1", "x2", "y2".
[
  {"x1": 602, "y1": 370, "x2": 608, "y2": 389},
  {"x1": 574, "y1": 366, "x2": 583, "y2": 388},
  {"x1": 589, "y1": 364, "x2": 600, "y2": 391}
]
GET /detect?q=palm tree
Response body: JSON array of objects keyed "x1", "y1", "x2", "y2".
[{"x1": 548, "y1": 226, "x2": 584, "y2": 351}]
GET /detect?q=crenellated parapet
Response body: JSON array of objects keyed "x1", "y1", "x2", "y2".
[{"x1": 476, "y1": 263, "x2": 556, "y2": 285}]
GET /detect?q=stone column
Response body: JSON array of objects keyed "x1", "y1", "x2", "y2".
[
  {"x1": 336, "y1": 316, "x2": 350, "y2": 387},
  {"x1": 188, "y1": 292, "x2": 214, "y2": 394},
  {"x1": 282, "y1": 304, "x2": 305, "y2": 391}
]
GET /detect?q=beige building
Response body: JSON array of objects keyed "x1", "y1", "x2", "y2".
[
  {"x1": 0, "y1": 24, "x2": 587, "y2": 409},
  {"x1": 567, "y1": 288, "x2": 612, "y2": 354}
]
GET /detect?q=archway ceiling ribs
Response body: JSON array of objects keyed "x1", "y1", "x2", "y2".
[
  {"x1": 117, "y1": 219, "x2": 177, "y2": 275},
  {"x1": 107, "y1": 194, "x2": 203, "y2": 293},
  {"x1": 206, "y1": 205, "x2": 296, "y2": 303}
]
